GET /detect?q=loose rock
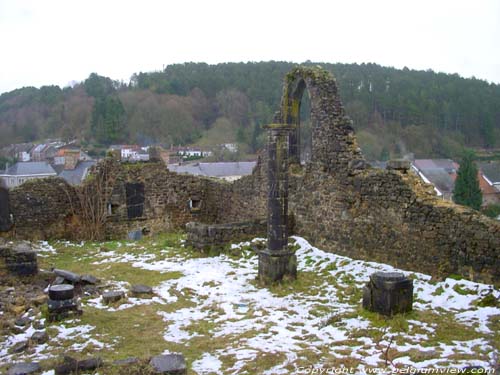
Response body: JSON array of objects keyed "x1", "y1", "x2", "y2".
[
  {"x1": 150, "y1": 354, "x2": 187, "y2": 374},
  {"x1": 102, "y1": 291, "x2": 125, "y2": 304},
  {"x1": 7, "y1": 362, "x2": 41, "y2": 375}
]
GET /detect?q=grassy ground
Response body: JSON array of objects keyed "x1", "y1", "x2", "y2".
[{"x1": 1, "y1": 233, "x2": 498, "y2": 374}]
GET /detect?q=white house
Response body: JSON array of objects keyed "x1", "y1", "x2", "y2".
[{"x1": 0, "y1": 162, "x2": 57, "y2": 189}]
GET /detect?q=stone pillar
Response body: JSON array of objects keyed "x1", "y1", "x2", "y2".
[{"x1": 258, "y1": 124, "x2": 297, "y2": 284}]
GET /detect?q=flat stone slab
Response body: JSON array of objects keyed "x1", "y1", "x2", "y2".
[
  {"x1": 14, "y1": 316, "x2": 31, "y2": 327},
  {"x1": 102, "y1": 291, "x2": 125, "y2": 304},
  {"x1": 150, "y1": 354, "x2": 187, "y2": 374},
  {"x1": 77, "y1": 357, "x2": 103, "y2": 371},
  {"x1": 131, "y1": 284, "x2": 153, "y2": 296},
  {"x1": 31, "y1": 330, "x2": 48, "y2": 344},
  {"x1": 53, "y1": 269, "x2": 81, "y2": 283},
  {"x1": 81, "y1": 274, "x2": 99, "y2": 285},
  {"x1": 7, "y1": 362, "x2": 41, "y2": 375},
  {"x1": 114, "y1": 357, "x2": 139, "y2": 366},
  {"x1": 10, "y1": 341, "x2": 29, "y2": 353}
]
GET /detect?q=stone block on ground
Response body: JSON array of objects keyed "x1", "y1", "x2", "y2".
[
  {"x1": 7, "y1": 362, "x2": 41, "y2": 375},
  {"x1": 362, "y1": 272, "x2": 413, "y2": 316},
  {"x1": 53, "y1": 269, "x2": 81, "y2": 284},
  {"x1": 31, "y1": 330, "x2": 48, "y2": 344},
  {"x1": 81, "y1": 274, "x2": 99, "y2": 285},
  {"x1": 150, "y1": 354, "x2": 187, "y2": 374},
  {"x1": 102, "y1": 291, "x2": 125, "y2": 304},
  {"x1": 131, "y1": 284, "x2": 153, "y2": 297},
  {"x1": 49, "y1": 285, "x2": 75, "y2": 301}
]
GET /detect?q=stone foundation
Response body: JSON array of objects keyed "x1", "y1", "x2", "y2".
[{"x1": 185, "y1": 220, "x2": 266, "y2": 251}]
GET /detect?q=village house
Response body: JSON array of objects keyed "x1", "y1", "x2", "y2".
[
  {"x1": 171, "y1": 146, "x2": 212, "y2": 159},
  {"x1": 168, "y1": 161, "x2": 256, "y2": 181},
  {"x1": 0, "y1": 161, "x2": 57, "y2": 189},
  {"x1": 109, "y1": 145, "x2": 150, "y2": 162},
  {"x1": 30, "y1": 143, "x2": 58, "y2": 162},
  {"x1": 0, "y1": 143, "x2": 34, "y2": 162},
  {"x1": 412, "y1": 159, "x2": 499, "y2": 206}
]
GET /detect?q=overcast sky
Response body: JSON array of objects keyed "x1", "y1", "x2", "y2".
[{"x1": 1, "y1": 0, "x2": 499, "y2": 94}]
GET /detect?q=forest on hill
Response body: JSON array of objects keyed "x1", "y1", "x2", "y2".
[{"x1": 1, "y1": 61, "x2": 499, "y2": 160}]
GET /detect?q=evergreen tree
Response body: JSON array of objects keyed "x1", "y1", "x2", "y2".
[
  {"x1": 91, "y1": 96, "x2": 127, "y2": 145},
  {"x1": 453, "y1": 151, "x2": 483, "y2": 210}
]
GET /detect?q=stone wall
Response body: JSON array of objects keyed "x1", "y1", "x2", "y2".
[
  {"x1": 185, "y1": 220, "x2": 266, "y2": 251},
  {"x1": 7, "y1": 178, "x2": 75, "y2": 240}
]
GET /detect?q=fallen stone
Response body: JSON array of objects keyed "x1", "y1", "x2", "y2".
[
  {"x1": 131, "y1": 284, "x2": 153, "y2": 296},
  {"x1": 54, "y1": 356, "x2": 78, "y2": 375},
  {"x1": 7, "y1": 362, "x2": 41, "y2": 375},
  {"x1": 81, "y1": 274, "x2": 99, "y2": 285},
  {"x1": 114, "y1": 357, "x2": 139, "y2": 366},
  {"x1": 31, "y1": 330, "x2": 48, "y2": 344},
  {"x1": 10, "y1": 340, "x2": 29, "y2": 353},
  {"x1": 150, "y1": 354, "x2": 187, "y2": 375},
  {"x1": 53, "y1": 269, "x2": 81, "y2": 283},
  {"x1": 77, "y1": 357, "x2": 103, "y2": 371},
  {"x1": 102, "y1": 291, "x2": 125, "y2": 304},
  {"x1": 14, "y1": 316, "x2": 31, "y2": 327}
]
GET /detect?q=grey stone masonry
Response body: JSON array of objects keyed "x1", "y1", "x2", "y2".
[
  {"x1": 258, "y1": 124, "x2": 297, "y2": 283},
  {"x1": 362, "y1": 272, "x2": 413, "y2": 316}
]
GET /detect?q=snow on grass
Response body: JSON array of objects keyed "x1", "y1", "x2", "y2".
[
  {"x1": 2, "y1": 235, "x2": 498, "y2": 373},
  {"x1": 129, "y1": 236, "x2": 498, "y2": 372}
]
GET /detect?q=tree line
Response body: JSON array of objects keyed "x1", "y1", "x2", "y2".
[{"x1": 1, "y1": 61, "x2": 499, "y2": 160}]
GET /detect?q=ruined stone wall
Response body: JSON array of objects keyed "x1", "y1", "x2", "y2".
[
  {"x1": 290, "y1": 166, "x2": 500, "y2": 284},
  {"x1": 185, "y1": 220, "x2": 266, "y2": 251},
  {"x1": 1, "y1": 66, "x2": 498, "y2": 285},
  {"x1": 7, "y1": 178, "x2": 75, "y2": 240}
]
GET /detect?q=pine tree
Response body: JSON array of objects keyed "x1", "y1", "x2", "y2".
[{"x1": 453, "y1": 151, "x2": 482, "y2": 210}]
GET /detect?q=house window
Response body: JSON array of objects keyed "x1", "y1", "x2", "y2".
[{"x1": 126, "y1": 182, "x2": 145, "y2": 219}]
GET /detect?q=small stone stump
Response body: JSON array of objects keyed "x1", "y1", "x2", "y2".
[
  {"x1": 150, "y1": 354, "x2": 187, "y2": 375},
  {"x1": 362, "y1": 272, "x2": 413, "y2": 316},
  {"x1": 5, "y1": 243, "x2": 38, "y2": 276},
  {"x1": 47, "y1": 285, "x2": 82, "y2": 321}
]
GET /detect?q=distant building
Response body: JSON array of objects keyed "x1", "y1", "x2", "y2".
[
  {"x1": 412, "y1": 159, "x2": 458, "y2": 199},
  {"x1": 413, "y1": 159, "x2": 499, "y2": 206},
  {"x1": 168, "y1": 161, "x2": 256, "y2": 181},
  {"x1": 0, "y1": 162, "x2": 57, "y2": 189},
  {"x1": 0, "y1": 143, "x2": 34, "y2": 162},
  {"x1": 221, "y1": 143, "x2": 238, "y2": 153},
  {"x1": 172, "y1": 146, "x2": 212, "y2": 159},
  {"x1": 109, "y1": 145, "x2": 150, "y2": 162},
  {"x1": 478, "y1": 161, "x2": 500, "y2": 192},
  {"x1": 58, "y1": 161, "x2": 97, "y2": 185},
  {"x1": 31, "y1": 144, "x2": 57, "y2": 162}
]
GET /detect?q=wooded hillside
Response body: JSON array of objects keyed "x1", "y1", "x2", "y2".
[{"x1": 1, "y1": 62, "x2": 499, "y2": 160}]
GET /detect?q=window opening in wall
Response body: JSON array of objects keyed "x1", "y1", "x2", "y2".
[
  {"x1": 189, "y1": 198, "x2": 201, "y2": 212},
  {"x1": 126, "y1": 182, "x2": 145, "y2": 219}
]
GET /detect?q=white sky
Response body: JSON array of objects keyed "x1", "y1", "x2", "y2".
[{"x1": 0, "y1": 0, "x2": 499, "y2": 94}]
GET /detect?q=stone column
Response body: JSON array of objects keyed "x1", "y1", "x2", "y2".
[{"x1": 258, "y1": 124, "x2": 297, "y2": 284}]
